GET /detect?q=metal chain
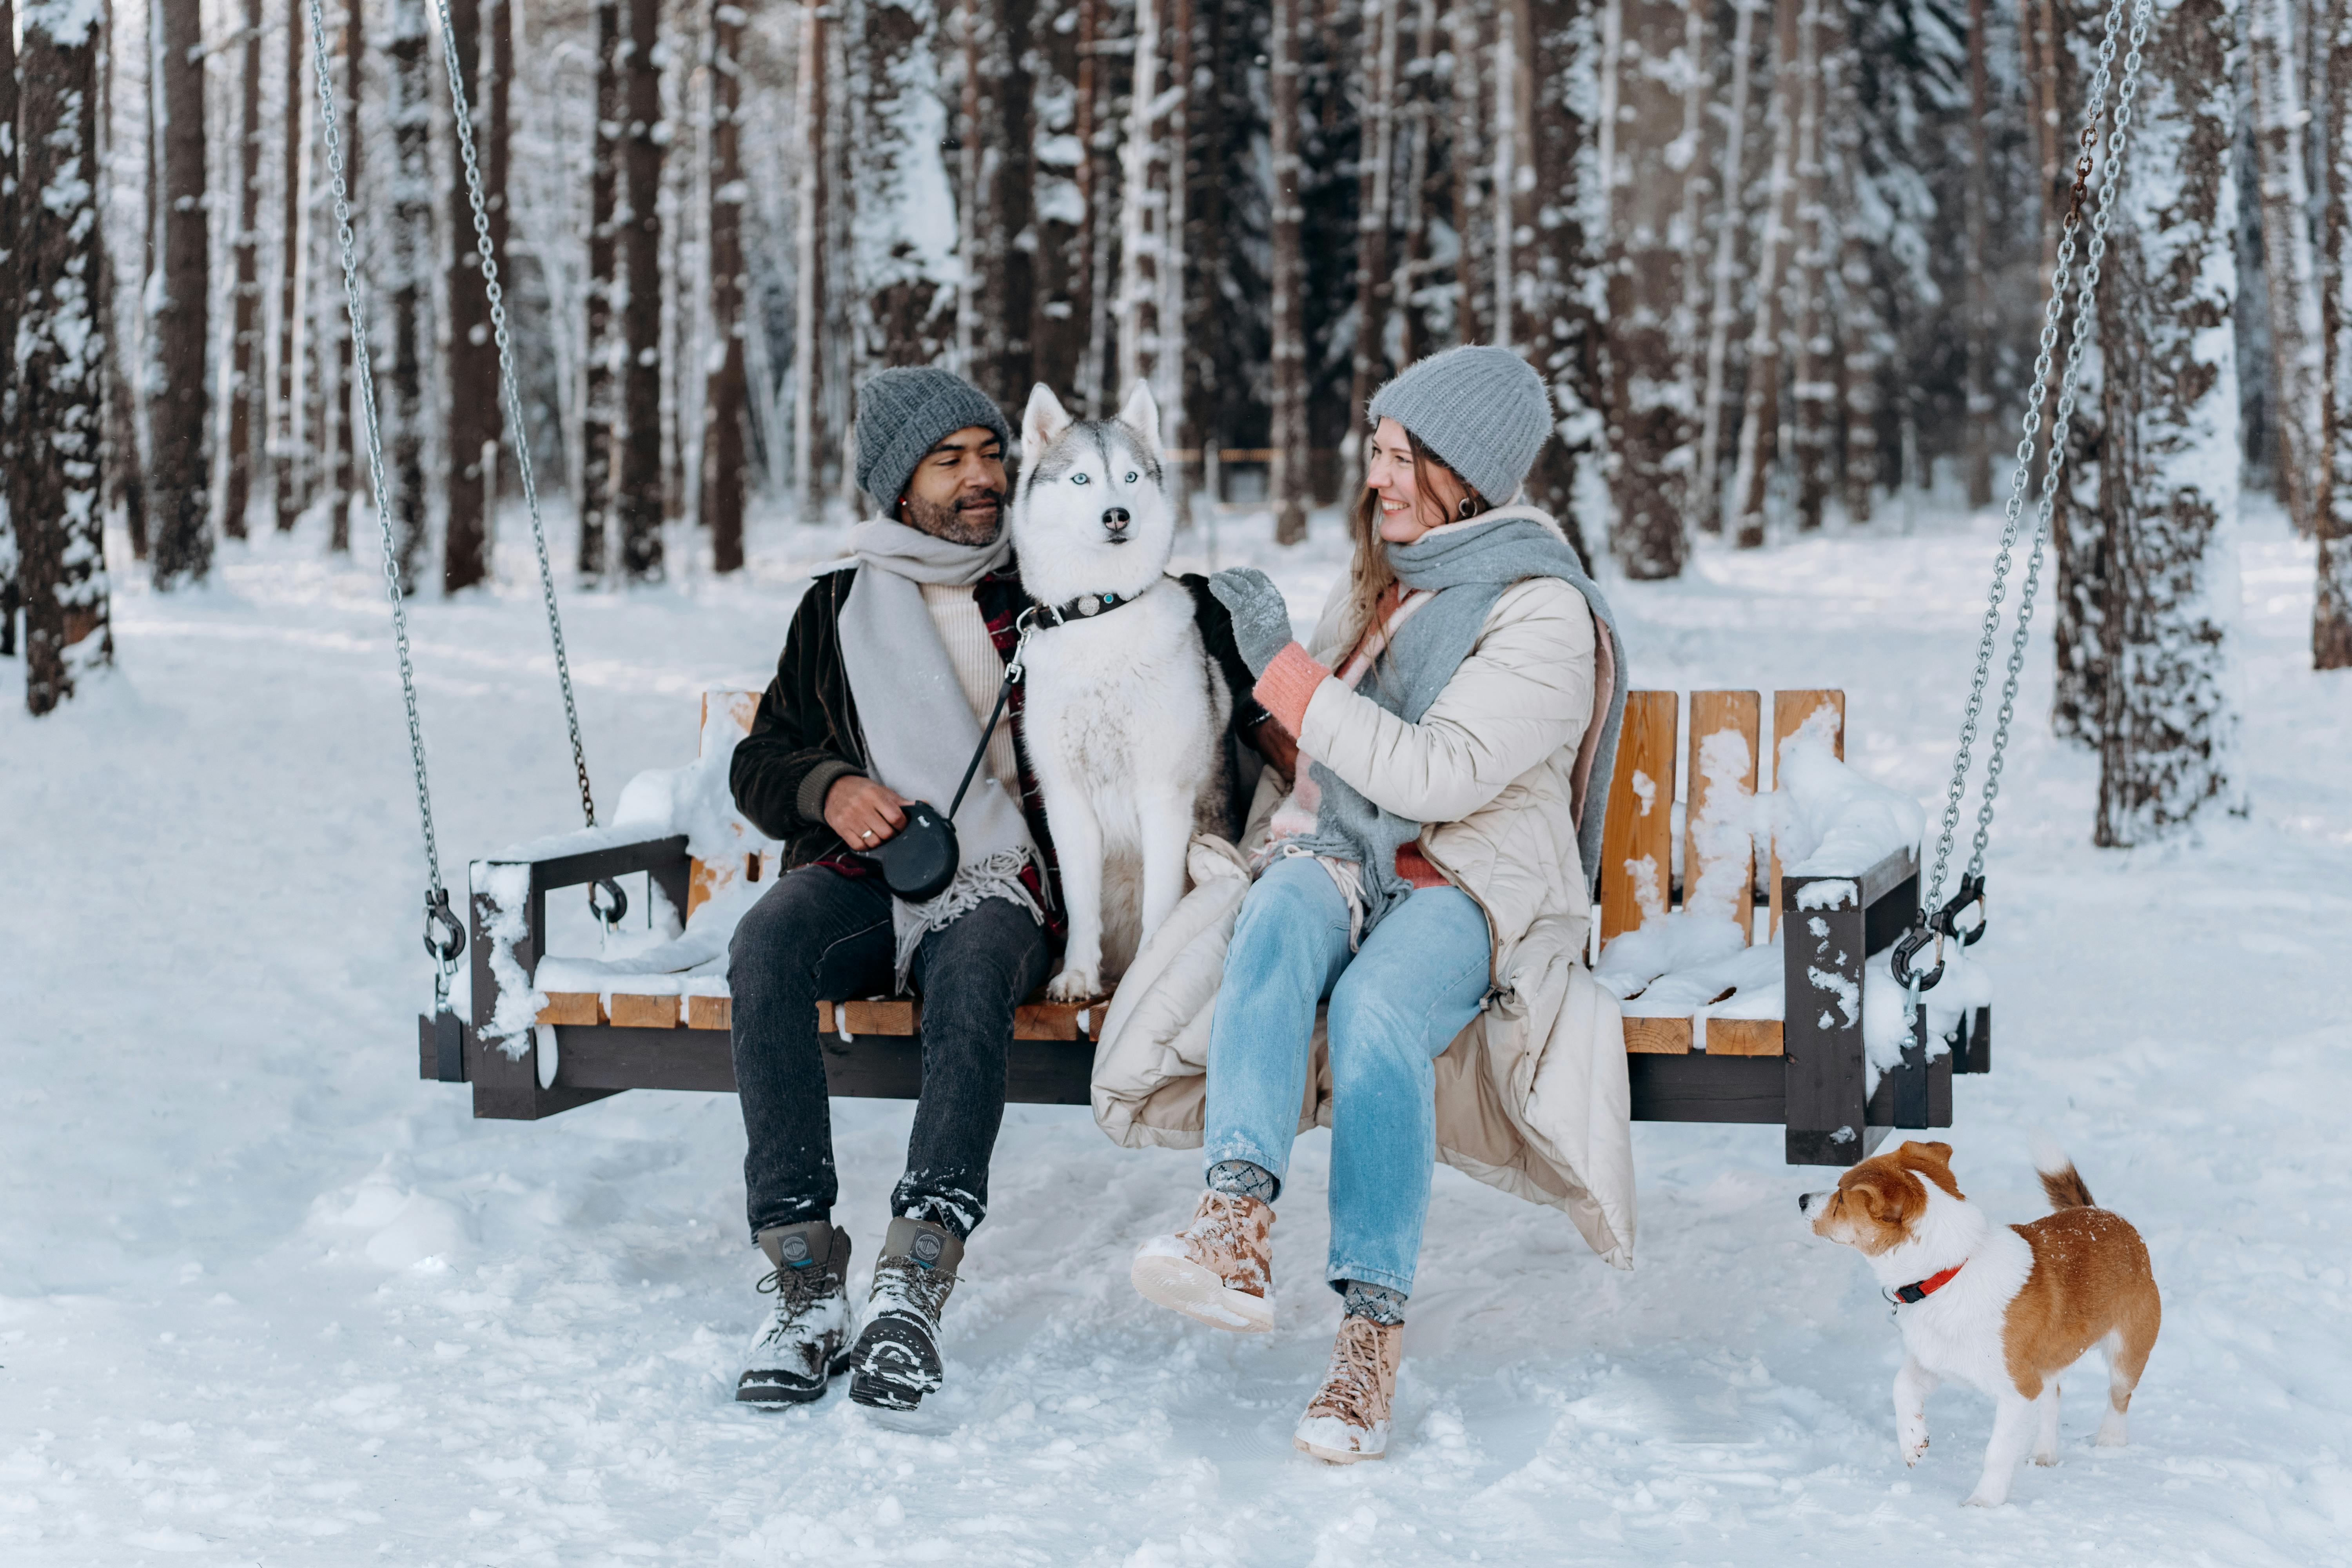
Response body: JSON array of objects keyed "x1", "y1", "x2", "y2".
[
  {"x1": 1964, "y1": 0, "x2": 2152, "y2": 882},
  {"x1": 1916, "y1": 0, "x2": 2141, "y2": 925},
  {"x1": 304, "y1": 0, "x2": 466, "y2": 997},
  {"x1": 432, "y1": 0, "x2": 600, "y2": 830}
]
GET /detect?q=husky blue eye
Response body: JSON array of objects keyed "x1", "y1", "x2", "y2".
[
  {"x1": 1071, "y1": 473, "x2": 1090, "y2": 485},
  {"x1": 1125, "y1": 472, "x2": 1138, "y2": 484}
]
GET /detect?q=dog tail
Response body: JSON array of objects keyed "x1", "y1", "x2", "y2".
[{"x1": 2029, "y1": 1127, "x2": 2097, "y2": 1210}]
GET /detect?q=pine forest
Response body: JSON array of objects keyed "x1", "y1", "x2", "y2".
[{"x1": 4, "y1": 0, "x2": 2351, "y2": 841}]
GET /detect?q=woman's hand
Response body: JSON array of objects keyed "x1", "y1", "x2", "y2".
[
  {"x1": 824, "y1": 775, "x2": 911, "y2": 850},
  {"x1": 1209, "y1": 567, "x2": 1296, "y2": 676}
]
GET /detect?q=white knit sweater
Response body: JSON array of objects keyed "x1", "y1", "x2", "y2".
[{"x1": 920, "y1": 581, "x2": 1020, "y2": 792}]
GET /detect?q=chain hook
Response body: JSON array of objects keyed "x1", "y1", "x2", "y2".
[{"x1": 588, "y1": 876, "x2": 630, "y2": 930}]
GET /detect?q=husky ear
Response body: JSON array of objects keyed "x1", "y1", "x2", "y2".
[
  {"x1": 1022, "y1": 384, "x2": 1074, "y2": 466},
  {"x1": 1116, "y1": 381, "x2": 1162, "y2": 461}
]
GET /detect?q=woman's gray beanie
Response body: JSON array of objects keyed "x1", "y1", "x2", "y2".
[
  {"x1": 1366, "y1": 344, "x2": 1552, "y2": 506},
  {"x1": 853, "y1": 366, "x2": 1015, "y2": 510}
]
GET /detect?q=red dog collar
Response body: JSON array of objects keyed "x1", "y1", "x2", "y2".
[{"x1": 1888, "y1": 1263, "x2": 1964, "y2": 1306}]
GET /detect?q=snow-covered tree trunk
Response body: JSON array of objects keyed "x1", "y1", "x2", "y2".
[
  {"x1": 1726, "y1": 0, "x2": 1798, "y2": 548},
  {"x1": 1695, "y1": 0, "x2": 1757, "y2": 532},
  {"x1": 330, "y1": 0, "x2": 361, "y2": 554},
  {"x1": 1344, "y1": 0, "x2": 1400, "y2": 493},
  {"x1": 789, "y1": 1, "x2": 825, "y2": 523},
  {"x1": 273, "y1": 0, "x2": 307, "y2": 534},
  {"x1": 222, "y1": 0, "x2": 266, "y2": 542},
  {"x1": 1961, "y1": 0, "x2": 1994, "y2": 507},
  {"x1": 2094, "y1": 0, "x2": 2244, "y2": 846},
  {"x1": 1449, "y1": 0, "x2": 1491, "y2": 347},
  {"x1": 1518, "y1": 0, "x2": 1599, "y2": 564},
  {"x1": 2249, "y1": 0, "x2": 2322, "y2": 535},
  {"x1": 386, "y1": 0, "x2": 432, "y2": 592},
  {"x1": 1601, "y1": 0, "x2": 1693, "y2": 577},
  {"x1": 1270, "y1": 0, "x2": 1308, "y2": 543},
  {"x1": 703, "y1": 0, "x2": 746, "y2": 574},
  {"x1": 151, "y1": 0, "x2": 214, "y2": 587},
  {"x1": 1159, "y1": 0, "x2": 1191, "y2": 525},
  {"x1": 442, "y1": 0, "x2": 499, "y2": 592},
  {"x1": 619, "y1": 0, "x2": 665, "y2": 578},
  {"x1": 17, "y1": 0, "x2": 115, "y2": 713},
  {"x1": 1787, "y1": 0, "x2": 1831, "y2": 530},
  {"x1": 0, "y1": 0, "x2": 21, "y2": 659},
  {"x1": 1394, "y1": 0, "x2": 1438, "y2": 365},
  {"x1": 2319, "y1": 0, "x2": 2352, "y2": 668},
  {"x1": 1826, "y1": 0, "x2": 1875, "y2": 524},
  {"x1": 580, "y1": 0, "x2": 619, "y2": 567}
]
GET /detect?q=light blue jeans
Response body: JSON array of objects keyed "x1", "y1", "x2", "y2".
[{"x1": 1202, "y1": 854, "x2": 1493, "y2": 1296}]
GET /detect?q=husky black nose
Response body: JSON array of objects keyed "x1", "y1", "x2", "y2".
[{"x1": 1102, "y1": 507, "x2": 1131, "y2": 533}]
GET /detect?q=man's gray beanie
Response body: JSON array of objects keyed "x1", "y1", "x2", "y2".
[
  {"x1": 1365, "y1": 344, "x2": 1552, "y2": 506},
  {"x1": 853, "y1": 366, "x2": 1015, "y2": 511}
]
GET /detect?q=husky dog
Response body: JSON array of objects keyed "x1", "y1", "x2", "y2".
[{"x1": 1011, "y1": 382, "x2": 1231, "y2": 1002}]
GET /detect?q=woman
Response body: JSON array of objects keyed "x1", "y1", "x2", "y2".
[{"x1": 1121, "y1": 344, "x2": 1632, "y2": 1463}]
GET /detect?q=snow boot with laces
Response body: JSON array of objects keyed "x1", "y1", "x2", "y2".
[
  {"x1": 847, "y1": 1217, "x2": 962, "y2": 1412},
  {"x1": 1293, "y1": 1312, "x2": 1404, "y2": 1463},
  {"x1": 1130, "y1": 1189, "x2": 1275, "y2": 1333},
  {"x1": 735, "y1": 1221, "x2": 853, "y2": 1405}
]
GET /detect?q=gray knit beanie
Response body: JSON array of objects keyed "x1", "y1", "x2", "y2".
[
  {"x1": 853, "y1": 366, "x2": 1016, "y2": 512},
  {"x1": 1365, "y1": 345, "x2": 1552, "y2": 507}
]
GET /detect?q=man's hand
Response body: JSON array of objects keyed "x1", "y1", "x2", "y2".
[
  {"x1": 824, "y1": 775, "x2": 911, "y2": 850},
  {"x1": 1249, "y1": 716, "x2": 1300, "y2": 782}
]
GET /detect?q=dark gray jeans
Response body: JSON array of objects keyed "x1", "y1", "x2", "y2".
[{"x1": 726, "y1": 866, "x2": 1050, "y2": 1242}]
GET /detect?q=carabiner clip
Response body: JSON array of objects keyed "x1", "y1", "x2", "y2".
[
  {"x1": 423, "y1": 886, "x2": 468, "y2": 968},
  {"x1": 1889, "y1": 921, "x2": 1946, "y2": 993}
]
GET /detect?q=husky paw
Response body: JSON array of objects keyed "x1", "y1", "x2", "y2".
[
  {"x1": 1901, "y1": 1434, "x2": 1929, "y2": 1467},
  {"x1": 1045, "y1": 967, "x2": 1102, "y2": 1003}
]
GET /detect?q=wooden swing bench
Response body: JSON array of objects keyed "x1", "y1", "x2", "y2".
[{"x1": 421, "y1": 687, "x2": 1987, "y2": 1166}]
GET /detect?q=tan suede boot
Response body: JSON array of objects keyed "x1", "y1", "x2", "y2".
[
  {"x1": 1129, "y1": 1190, "x2": 1275, "y2": 1333},
  {"x1": 1292, "y1": 1314, "x2": 1404, "y2": 1462}
]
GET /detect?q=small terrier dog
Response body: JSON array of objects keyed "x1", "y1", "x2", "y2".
[
  {"x1": 1009, "y1": 381, "x2": 1230, "y2": 1001},
  {"x1": 1800, "y1": 1138, "x2": 2161, "y2": 1506}
]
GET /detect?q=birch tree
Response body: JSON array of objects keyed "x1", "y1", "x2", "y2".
[
  {"x1": 386, "y1": 0, "x2": 433, "y2": 592},
  {"x1": 704, "y1": 0, "x2": 748, "y2": 572},
  {"x1": 2318, "y1": 0, "x2": 2351, "y2": 669},
  {"x1": 151, "y1": 0, "x2": 213, "y2": 586},
  {"x1": 619, "y1": 0, "x2": 666, "y2": 578},
  {"x1": 2248, "y1": 0, "x2": 2321, "y2": 536},
  {"x1": 2093, "y1": 0, "x2": 2244, "y2": 845},
  {"x1": 18, "y1": 0, "x2": 116, "y2": 713}
]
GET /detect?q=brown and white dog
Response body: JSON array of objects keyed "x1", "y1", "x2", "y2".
[{"x1": 1799, "y1": 1138, "x2": 2161, "y2": 1506}]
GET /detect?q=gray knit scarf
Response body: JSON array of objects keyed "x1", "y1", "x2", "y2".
[
  {"x1": 839, "y1": 517, "x2": 1043, "y2": 985},
  {"x1": 1277, "y1": 506, "x2": 1629, "y2": 938}
]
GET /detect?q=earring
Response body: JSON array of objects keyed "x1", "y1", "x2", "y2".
[{"x1": 1458, "y1": 495, "x2": 1477, "y2": 519}]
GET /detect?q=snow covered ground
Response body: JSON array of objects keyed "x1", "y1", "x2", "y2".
[{"x1": 5, "y1": 497, "x2": 2348, "y2": 1566}]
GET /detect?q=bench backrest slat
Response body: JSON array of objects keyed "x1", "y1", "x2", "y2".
[
  {"x1": 1766, "y1": 689, "x2": 1846, "y2": 936},
  {"x1": 1685, "y1": 690, "x2": 1761, "y2": 942},
  {"x1": 1598, "y1": 690, "x2": 1679, "y2": 941}
]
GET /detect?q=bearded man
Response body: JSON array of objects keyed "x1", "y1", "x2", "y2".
[{"x1": 723, "y1": 367, "x2": 1270, "y2": 1413}]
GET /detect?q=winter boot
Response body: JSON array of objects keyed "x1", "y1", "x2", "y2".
[
  {"x1": 847, "y1": 1217, "x2": 963, "y2": 1412},
  {"x1": 1292, "y1": 1313, "x2": 1404, "y2": 1463},
  {"x1": 735, "y1": 1221, "x2": 854, "y2": 1405},
  {"x1": 1130, "y1": 1189, "x2": 1275, "y2": 1333}
]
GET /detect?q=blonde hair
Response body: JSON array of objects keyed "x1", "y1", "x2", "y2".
[{"x1": 1340, "y1": 427, "x2": 1488, "y2": 649}]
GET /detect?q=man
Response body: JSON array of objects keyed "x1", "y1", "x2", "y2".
[{"x1": 725, "y1": 366, "x2": 1278, "y2": 1413}]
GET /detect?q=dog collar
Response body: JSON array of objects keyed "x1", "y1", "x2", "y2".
[
  {"x1": 1029, "y1": 589, "x2": 1140, "y2": 628},
  {"x1": 1886, "y1": 1263, "x2": 1964, "y2": 1306}
]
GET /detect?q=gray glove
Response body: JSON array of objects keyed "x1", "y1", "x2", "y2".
[{"x1": 1208, "y1": 567, "x2": 1296, "y2": 677}]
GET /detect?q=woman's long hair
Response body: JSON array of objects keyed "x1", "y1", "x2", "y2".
[{"x1": 1340, "y1": 426, "x2": 1490, "y2": 649}]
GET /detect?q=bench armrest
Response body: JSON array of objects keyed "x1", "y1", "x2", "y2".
[{"x1": 468, "y1": 835, "x2": 692, "y2": 1042}]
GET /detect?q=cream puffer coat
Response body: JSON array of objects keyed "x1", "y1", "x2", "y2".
[{"x1": 1091, "y1": 522, "x2": 1637, "y2": 1268}]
